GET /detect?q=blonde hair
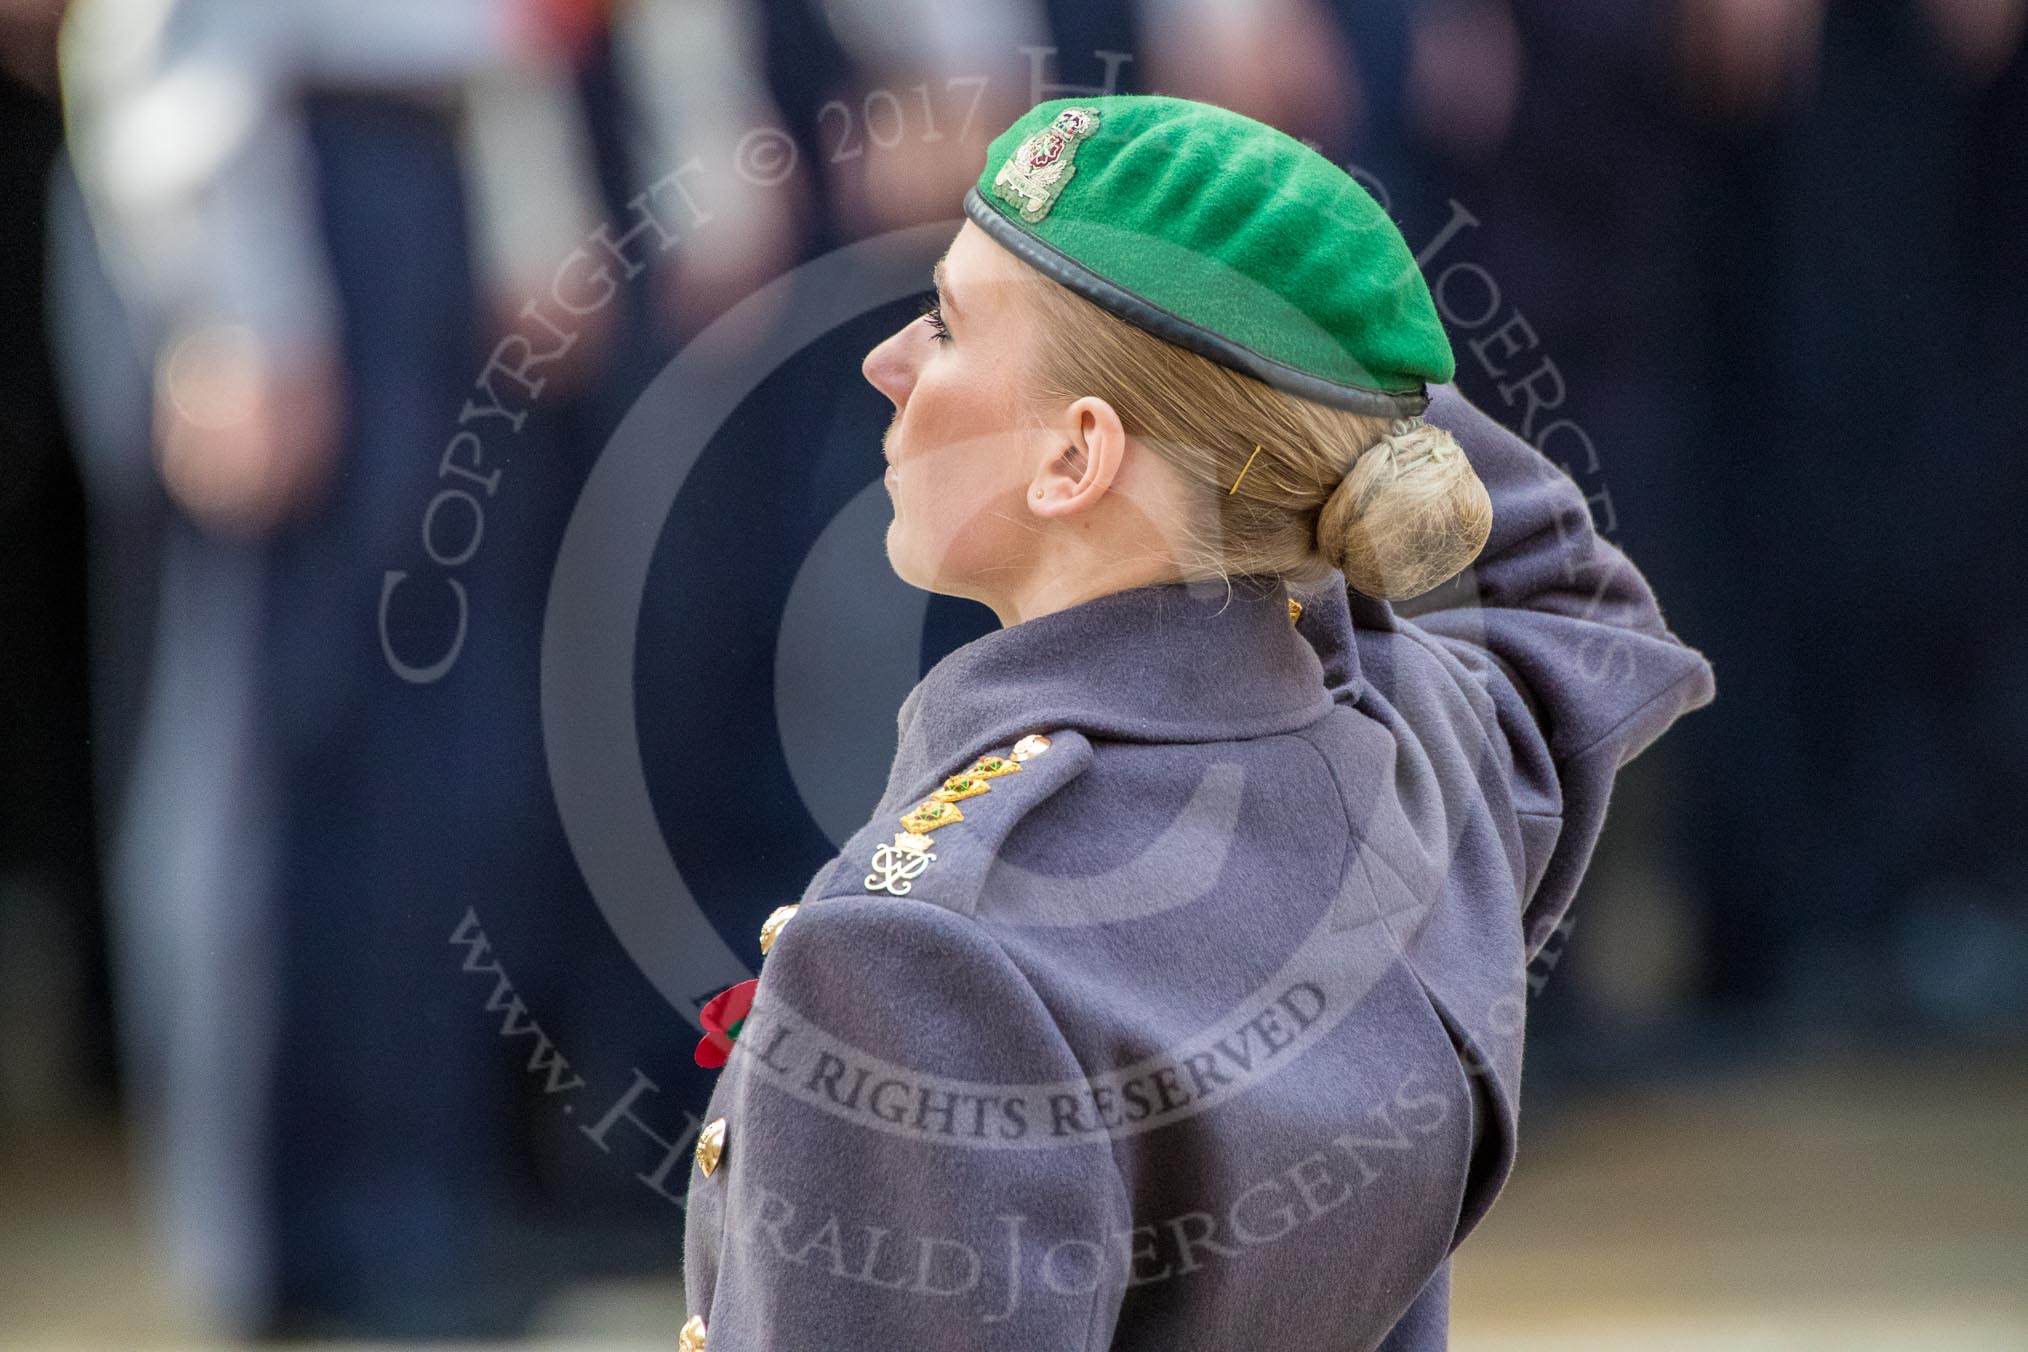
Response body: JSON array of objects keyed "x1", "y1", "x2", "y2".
[{"x1": 1021, "y1": 271, "x2": 1492, "y2": 601}]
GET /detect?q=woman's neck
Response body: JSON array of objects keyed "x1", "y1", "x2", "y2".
[{"x1": 978, "y1": 555, "x2": 1185, "y2": 628}]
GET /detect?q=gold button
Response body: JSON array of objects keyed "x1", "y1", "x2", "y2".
[
  {"x1": 678, "y1": 1313, "x2": 707, "y2": 1350},
  {"x1": 758, "y1": 904, "x2": 798, "y2": 955},
  {"x1": 695, "y1": 1117, "x2": 727, "y2": 1177},
  {"x1": 1287, "y1": 597, "x2": 1304, "y2": 625},
  {"x1": 1011, "y1": 733, "x2": 1051, "y2": 761}
]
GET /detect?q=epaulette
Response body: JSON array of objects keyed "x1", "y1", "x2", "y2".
[{"x1": 801, "y1": 728, "x2": 1093, "y2": 920}]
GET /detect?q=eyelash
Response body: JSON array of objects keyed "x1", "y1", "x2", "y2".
[{"x1": 919, "y1": 294, "x2": 952, "y2": 344}]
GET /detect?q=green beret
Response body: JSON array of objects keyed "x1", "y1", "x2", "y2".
[{"x1": 964, "y1": 95, "x2": 1452, "y2": 419}]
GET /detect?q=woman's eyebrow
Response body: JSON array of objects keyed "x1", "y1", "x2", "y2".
[{"x1": 932, "y1": 258, "x2": 961, "y2": 317}]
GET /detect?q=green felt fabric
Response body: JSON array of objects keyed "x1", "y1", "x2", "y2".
[{"x1": 969, "y1": 95, "x2": 1455, "y2": 407}]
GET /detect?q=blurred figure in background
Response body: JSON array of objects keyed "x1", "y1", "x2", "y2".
[
  {"x1": 51, "y1": 0, "x2": 614, "y2": 1336},
  {"x1": 0, "y1": 0, "x2": 109, "y2": 1139},
  {"x1": 1688, "y1": 0, "x2": 2028, "y2": 1038}
]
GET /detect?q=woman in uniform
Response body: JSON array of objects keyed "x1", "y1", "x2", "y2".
[{"x1": 679, "y1": 94, "x2": 1715, "y2": 1350}]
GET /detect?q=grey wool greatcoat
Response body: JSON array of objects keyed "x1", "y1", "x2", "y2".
[{"x1": 681, "y1": 383, "x2": 1716, "y2": 1350}]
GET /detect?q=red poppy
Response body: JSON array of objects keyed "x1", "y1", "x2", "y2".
[{"x1": 694, "y1": 978, "x2": 759, "y2": 1068}]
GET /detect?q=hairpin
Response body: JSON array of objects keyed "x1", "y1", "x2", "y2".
[{"x1": 1229, "y1": 443, "x2": 1265, "y2": 495}]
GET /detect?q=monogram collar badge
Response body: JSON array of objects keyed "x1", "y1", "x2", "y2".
[{"x1": 992, "y1": 107, "x2": 1102, "y2": 223}]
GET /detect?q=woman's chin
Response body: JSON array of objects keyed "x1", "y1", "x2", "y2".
[{"x1": 882, "y1": 526, "x2": 916, "y2": 585}]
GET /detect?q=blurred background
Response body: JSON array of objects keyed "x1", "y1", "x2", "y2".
[{"x1": 2, "y1": 0, "x2": 2025, "y2": 1347}]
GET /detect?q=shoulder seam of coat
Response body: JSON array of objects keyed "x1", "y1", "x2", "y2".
[{"x1": 1284, "y1": 727, "x2": 1370, "y2": 910}]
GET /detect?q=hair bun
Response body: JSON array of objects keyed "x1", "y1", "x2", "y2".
[{"x1": 1316, "y1": 417, "x2": 1492, "y2": 600}]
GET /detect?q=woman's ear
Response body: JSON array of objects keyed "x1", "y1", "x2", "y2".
[{"x1": 1031, "y1": 395, "x2": 1128, "y2": 515}]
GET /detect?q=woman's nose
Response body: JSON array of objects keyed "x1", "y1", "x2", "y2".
[{"x1": 861, "y1": 325, "x2": 916, "y2": 408}]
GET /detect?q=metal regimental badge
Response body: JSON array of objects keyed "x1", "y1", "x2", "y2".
[
  {"x1": 993, "y1": 107, "x2": 1102, "y2": 223},
  {"x1": 967, "y1": 754, "x2": 1022, "y2": 779},
  {"x1": 899, "y1": 798, "x2": 963, "y2": 834},
  {"x1": 932, "y1": 773, "x2": 992, "y2": 803}
]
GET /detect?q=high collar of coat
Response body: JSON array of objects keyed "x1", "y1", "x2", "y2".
[{"x1": 886, "y1": 572, "x2": 1366, "y2": 800}]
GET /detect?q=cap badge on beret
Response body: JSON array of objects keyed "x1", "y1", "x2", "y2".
[{"x1": 992, "y1": 106, "x2": 1101, "y2": 223}]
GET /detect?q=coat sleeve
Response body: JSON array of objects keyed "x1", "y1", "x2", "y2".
[
  {"x1": 1394, "y1": 384, "x2": 1717, "y2": 958},
  {"x1": 685, "y1": 894, "x2": 1130, "y2": 1349}
]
